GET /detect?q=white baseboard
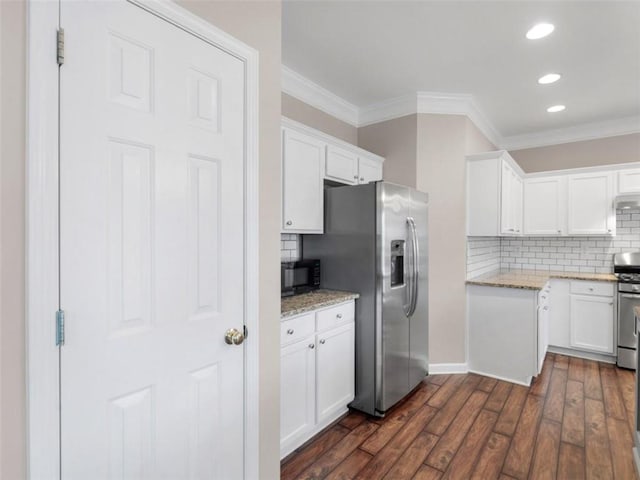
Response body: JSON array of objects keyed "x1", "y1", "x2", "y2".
[
  {"x1": 467, "y1": 368, "x2": 532, "y2": 387},
  {"x1": 429, "y1": 362, "x2": 469, "y2": 374},
  {"x1": 547, "y1": 346, "x2": 616, "y2": 364}
]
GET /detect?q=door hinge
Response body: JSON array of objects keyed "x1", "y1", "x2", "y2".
[
  {"x1": 57, "y1": 28, "x2": 65, "y2": 65},
  {"x1": 56, "y1": 309, "x2": 65, "y2": 346}
]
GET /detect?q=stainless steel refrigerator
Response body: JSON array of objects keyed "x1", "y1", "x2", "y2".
[{"x1": 304, "y1": 181, "x2": 429, "y2": 417}]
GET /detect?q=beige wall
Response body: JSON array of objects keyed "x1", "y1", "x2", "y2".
[
  {"x1": 358, "y1": 115, "x2": 418, "y2": 188},
  {"x1": 1, "y1": 1, "x2": 282, "y2": 479},
  {"x1": 282, "y1": 93, "x2": 358, "y2": 144},
  {"x1": 415, "y1": 114, "x2": 468, "y2": 364},
  {"x1": 510, "y1": 133, "x2": 640, "y2": 173},
  {"x1": 1, "y1": 1, "x2": 26, "y2": 478}
]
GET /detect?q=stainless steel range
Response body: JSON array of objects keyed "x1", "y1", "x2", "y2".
[{"x1": 614, "y1": 252, "x2": 640, "y2": 369}]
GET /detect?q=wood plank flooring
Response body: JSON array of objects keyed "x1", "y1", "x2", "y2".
[{"x1": 281, "y1": 353, "x2": 639, "y2": 480}]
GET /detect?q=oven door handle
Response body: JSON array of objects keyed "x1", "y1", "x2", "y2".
[{"x1": 620, "y1": 293, "x2": 640, "y2": 299}]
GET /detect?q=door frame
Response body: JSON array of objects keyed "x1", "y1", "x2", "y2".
[{"x1": 26, "y1": 1, "x2": 260, "y2": 477}]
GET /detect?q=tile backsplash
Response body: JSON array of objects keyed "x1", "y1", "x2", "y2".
[
  {"x1": 467, "y1": 209, "x2": 640, "y2": 278},
  {"x1": 281, "y1": 234, "x2": 300, "y2": 262}
]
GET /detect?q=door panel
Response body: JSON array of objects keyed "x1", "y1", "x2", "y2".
[
  {"x1": 570, "y1": 295, "x2": 615, "y2": 353},
  {"x1": 60, "y1": 2, "x2": 245, "y2": 478}
]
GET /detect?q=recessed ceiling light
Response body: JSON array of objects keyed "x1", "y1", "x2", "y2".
[
  {"x1": 526, "y1": 23, "x2": 555, "y2": 40},
  {"x1": 547, "y1": 105, "x2": 566, "y2": 113},
  {"x1": 538, "y1": 73, "x2": 561, "y2": 84}
]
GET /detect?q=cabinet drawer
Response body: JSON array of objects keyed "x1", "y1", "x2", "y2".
[
  {"x1": 570, "y1": 281, "x2": 614, "y2": 297},
  {"x1": 316, "y1": 302, "x2": 355, "y2": 332},
  {"x1": 281, "y1": 313, "x2": 315, "y2": 346}
]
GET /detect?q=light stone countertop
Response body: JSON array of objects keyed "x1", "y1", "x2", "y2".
[
  {"x1": 466, "y1": 269, "x2": 618, "y2": 291},
  {"x1": 281, "y1": 289, "x2": 360, "y2": 319}
]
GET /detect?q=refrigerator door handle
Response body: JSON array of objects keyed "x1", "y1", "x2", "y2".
[
  {"x1": 403, "y1": 219, "x2": 414, "y2": 317},
  {"x1": 407, "y1": 217, "x2": 419, "y2": 317}
]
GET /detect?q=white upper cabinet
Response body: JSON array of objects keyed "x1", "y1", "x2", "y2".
[
  {"x1": 282, "y1": 128, "x2": 325, "y2": 233},
  {"x1": 467, "y1": 150, "x2": 524, "y2": 236},
  {"x1": 524, "y1": 176, "x2": 566, "y2": 235},
  {"x1": 281, "y1": 118, "x2": 384, "y2": 234},
  {"x1": 357, "y1": 156, "x2": 383, "y2": 184},
  {"x1": 325, "y1": 145, "x2": 359, "y2": 185},
  {"x1": 567, "y1": 172, "x2": 615, "y2": 236},
  {"x1": 617, "y1": 168, "x2": 640, "y2": 194}
]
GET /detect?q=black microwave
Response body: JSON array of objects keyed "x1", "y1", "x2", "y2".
[{"x1": 281, "y1": 259, "x2": 321, "y2": 297}]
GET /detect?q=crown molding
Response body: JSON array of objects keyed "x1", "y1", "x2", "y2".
[
  {"x1": 281, "y1": 66, "x2": 360, "y2": 127},
  {"x1": 281, "y1": 65, "x2": 637, "y2": 150},
  {"x1": 502, "y1": 115, "x2": 640, "y2": 150},
  {"x1": 358, "y1": 93, "x2": 418, "y2": 127}
]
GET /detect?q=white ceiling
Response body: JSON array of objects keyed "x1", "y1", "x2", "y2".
[{"x1": 282, "y1": 1, "x2": 640, "y2": 143}]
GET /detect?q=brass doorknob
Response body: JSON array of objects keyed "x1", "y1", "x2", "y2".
[{"x1": 224, "y1": 328, "x2": 245, "y2": 345}]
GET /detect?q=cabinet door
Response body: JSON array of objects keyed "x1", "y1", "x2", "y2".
[
  {"x1": 358, "y1": 156, "x2": 383, "y2": 184},
  {"x1": 549, "y1": 279, "x2": 570, "y2": 348},
  {"x1": 570, "y1": 295, "x2": 615, "y2": 354},
  {"x1": 618, "y1": 168, "x2": 640, "y2": 194},
  {"x1": 326, "y1": 145, "x2": 358, "y2": 185},
  {"x1": 512, "y1": 174, "x2": 523, "y2": 235},
  {"x1": 501, "y1": 162, "x2": 522, "y2": 235},
  {"x1": 524, "y1": 177, "x2": 565, "y2": 235},
  {"x1": 282, "y1": 128, "x2": 325, "y2": 233},
  {"x1": 567, "y1": 172, "x2": 615, "y2": 235},
  {"x1": 280, "y1": 337, "x2": 316, "y2": 454},
  {"x1": 315, "y1": 322, "x2": 355, "y2": 424}
]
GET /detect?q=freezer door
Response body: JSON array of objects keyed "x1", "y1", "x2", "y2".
[
  {"x1": 376, "y1": 182, "x2": 412, "y2": 412},
  {"x1": 409, "y1": 189, "x2": 429, "y2": 389}
]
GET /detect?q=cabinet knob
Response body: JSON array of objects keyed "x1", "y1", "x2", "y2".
[
  {"x1": 608, "y1": 229, "x2": 612, "y2": 233},
  {"x1": 320, "y1": 339, "x2": 326, "y2": 344},
  {"x1": 286, "y1": 329, "x2": 294, "y2": 335},
  {"x1": 353, "y1": 175, "x2": 358, "y2": 179},
  {"x1": 308, "y1": 344, "x2": 315, "y2": 349},
  {"x1": 360, "y1": 177, "x2": 365, "y2": 182},
  {"x1": 286, "y1": 220, "x2": 292, "y2": 226},
  {"x1": 557, "y1": 230, "x2": 562, "y2": 234},
  {"x1": 336, "y1": 313, "x2": 342, "y2": 319},
  {"x1": 543, "y1": 306, "x2": 548, "y2": 311}
]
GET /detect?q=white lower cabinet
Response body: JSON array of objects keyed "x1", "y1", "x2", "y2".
[
  {"x1": 549, "y1": 280, "x2": 616, "y2": 357},
  {"x1": 316, "y1": 322, "x2": 355, "y2": 424},
  {"x1": 280, "y1": 301, "x2": 355, "y2": 458},
  {"x1": 570, "y1": 294, "x2": 615, "y2": 354},
  {"x1": 280, "y1": 336, "x2": 316, "y2": 450}
]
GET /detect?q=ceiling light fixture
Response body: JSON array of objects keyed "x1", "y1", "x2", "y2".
[
  {"x1": 538, "y1": 73, "x2": 561, "y2": 84},
  {"x1": 547, "y1": 105, "x2": 566, "y2": 113},
  {"x1": 526, "y1": 23, "x2": 555, "y2": 40}
]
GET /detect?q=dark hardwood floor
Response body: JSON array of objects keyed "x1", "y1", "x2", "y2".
[{"x1": 281, "y1": 353, "x2": 639, "y2": 480}]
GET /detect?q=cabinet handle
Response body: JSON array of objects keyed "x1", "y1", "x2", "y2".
[
  {"x1": 588, "y1": 287, "x2": 594, "y2": 291},
  {"x1": 608, "y1": 229, "x2": 612, "y2": 233},
  {"x1": 286, "y1": 329, "x2": 294, "y2": 335},
  {"x1": 286, "y1": 220, "x2": 292, "y2": 226},
  {"x1": 609, "y1": 302, "x2": 614, "y2": 306},
  {"x1": 336, "y1": 313, "x2": 343, "y2": 319},
  {"x1": 353, "y1": 175, "x2": 359, "y2": 180},
  {"x1": 308, "y1": 344, "x2": 315, "y2": 349},
  {"x1": 557, "y1": 230, "x2": 562, "y2": 234},
  {"x1": 320, "y1": 339, "x2": 326, "y2": 344},
  {"x1": 360, "y1": 177, "x2": 365, "y2": 182}
]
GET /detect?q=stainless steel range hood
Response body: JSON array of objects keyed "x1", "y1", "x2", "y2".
[{"x1": 616, "y1": 194, "x2": 640, "y2": 210}]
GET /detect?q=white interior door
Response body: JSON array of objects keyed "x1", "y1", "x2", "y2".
[{"x1": 59, "y1": 1, "x2": 246, "y2": 478}]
